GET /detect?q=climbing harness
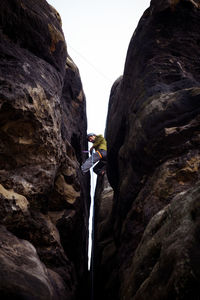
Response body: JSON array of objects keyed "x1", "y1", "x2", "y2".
[{"x1": 96, "y1": 150, "x2": 103, "y2": 159}]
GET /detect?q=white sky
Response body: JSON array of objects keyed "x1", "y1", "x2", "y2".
[{"x1": 47, "y1": 0, "x2": 150, "y2": 135}]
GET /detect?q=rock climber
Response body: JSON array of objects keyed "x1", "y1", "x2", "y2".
[{"x1": 81, "y1": 133, "x2": 107, "y2": 175}]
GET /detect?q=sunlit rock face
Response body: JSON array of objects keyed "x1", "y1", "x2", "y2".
[
  {"x1": 0, "y1": 0, "x2": 89, "y2": 299},
  {"x1": 94, "y1": 0, "x2": 200, "y2": 299}
]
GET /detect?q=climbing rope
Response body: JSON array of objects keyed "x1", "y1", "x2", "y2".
[
  {"x1": 83, "y1": 149, "x2": 96, "y2": 299},
  {"x1": 90, "y1": 149, "x2": 95, "y2": 300}
]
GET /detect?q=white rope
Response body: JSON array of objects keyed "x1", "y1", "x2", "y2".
[
  {"x1": 86, "y1": 149, "x2": 97, "y2": 298},
  {"x1": 90, "y1": 149, "x2": 95, "y2": 300}
]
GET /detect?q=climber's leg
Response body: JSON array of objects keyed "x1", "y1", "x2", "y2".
[
  {"x1": 81, "y1": 152, "x2": 100, "y2": 174},
  {"x1": 93, "y1": 160, "x2": 106, "y2": 175}
]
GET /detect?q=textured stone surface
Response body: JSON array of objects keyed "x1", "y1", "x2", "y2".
[
  {"x1": 0, "y1": 0, "x2": 89, "y2": 298},
  {"x1": 93, "y1": 174, "x2": 116, "y2": 298},
  {"x1": 122, "y1": 183, "x2": 200, "y2": 300},
  {"x1": 0, "y1": 225, "x2": 68, "y2": 299},
  {"x1": 95, "y1": 0, "x2": 200, "y2": 299}
]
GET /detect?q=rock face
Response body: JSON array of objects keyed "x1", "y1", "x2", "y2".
[
  {"x1": 0, "y1": 0, "x2": 89, "y2": 299},
  {"x1": 122, "y1": 183, "x2": 200, "y2": 300},
  {"x1": 93, "y1": 175, "x2": 115, "y2": 297},
  {"x1": 0, "y1": 225, "x2": 67, "y2": 299},
  {"x1": 94, "y1": 0, "x2": 200, "y2": 299}
]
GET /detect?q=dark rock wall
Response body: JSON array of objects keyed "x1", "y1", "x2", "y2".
[
  {"x1": 0, "y1": 0, "x2": 89, "y2": 299},
  {"x1": 94, "y1": 0, "x2": 200, "y2": 299},
  {"x1": 93, "y1": 174, "x2": 115, "y2": 299}
]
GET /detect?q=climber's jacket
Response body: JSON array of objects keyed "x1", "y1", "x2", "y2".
[
  {"x1": 93, "y1": 135, "x2": 107, "y2": 151},
  {"x1": 92, "y1": 135, "x2": 107, "y2": 160}
]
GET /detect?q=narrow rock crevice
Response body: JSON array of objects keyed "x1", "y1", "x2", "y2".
[{"x1": 1, "y1": 0, "x2": 200, "y2": 299}]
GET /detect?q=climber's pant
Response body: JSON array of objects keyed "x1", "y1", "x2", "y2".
[{"x1": 81, "y1": 150, "x2": 107, "y2": 174}]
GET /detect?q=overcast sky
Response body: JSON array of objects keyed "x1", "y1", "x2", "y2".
[{"x1": 47, "y1": 0, "x2": 150, "y2": 135}]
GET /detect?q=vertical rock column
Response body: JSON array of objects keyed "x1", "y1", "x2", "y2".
[
  {"x1": 0, "y1": 0, "x2": 90, "y2": 299},
  {"x1": 93, "y1": 174, "x2": 115, "y2": 299},
  {"x1": 94, "y1": 0, "x2": 200, "y2": 299}
]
